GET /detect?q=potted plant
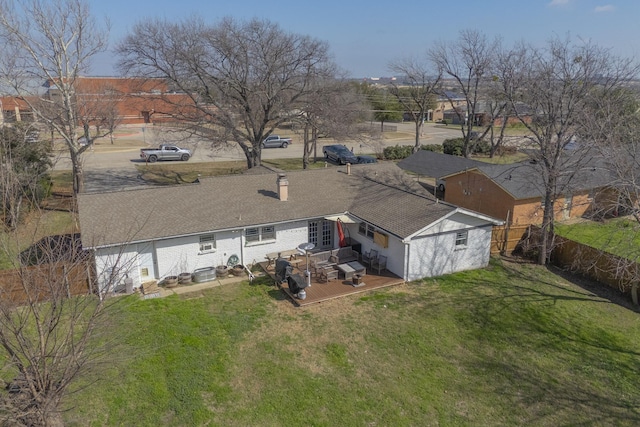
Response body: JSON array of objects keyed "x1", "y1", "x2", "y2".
[
  {"x1": 232, "y1": 264, "x2": 245, "y2": 276},
  {"x1": 216, "y1": 265, "x2": 229, "y2": 278}
]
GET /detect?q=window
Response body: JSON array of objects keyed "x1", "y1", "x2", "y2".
[
  {"x1": 358, "y1": 222, "x2": 375, "y2": 240},
  {"x1": 245, "y1": 226, "x2": 276, "y2": 244},
  {"x1": 309, "y1": 220, "x2": 333, "y2": 249},
  {"x1": 262, "y1": 226, "x2": 275, "y2": 240},
  {"x1": 199, "y1": 234, "x2": 216, "y2": 252},
  {"x1": 455, "y1": 231, "x2": 468, "y2": 247}
]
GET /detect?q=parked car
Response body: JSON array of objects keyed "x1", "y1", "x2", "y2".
[
  {"x1": 261, "y1": 135, "x2": 291, "y2": 148},
  {"x1": 322, "y1": 144, "x2": 358, "y2": 165},
  {"x1": 356, "y1": 155, "x2": 377, "y2": 164},
  {"x1": 140, "y1": 145, "x2": 192, "y2": 162}
]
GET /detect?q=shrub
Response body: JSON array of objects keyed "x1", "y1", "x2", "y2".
[
  {"x1": 442, "y1": 138, "x2": 492, "y2": 156},
  {"x1": 383, "y1": 145, "x2": 413, "y2": 160},
  {"x1": 442, "y1": 138, "x2": 464, "y2": 156},
  {"x1": 420, "y1": 144, "x2": 443, "y2": 153}
]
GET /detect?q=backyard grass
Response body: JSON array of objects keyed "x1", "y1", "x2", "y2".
[
  {"x1": 555, "y1": 217, "x2": 640, "y2": 261},
  {"x1": 60, "y1": 258, "x2": 640, "y2": 426}
]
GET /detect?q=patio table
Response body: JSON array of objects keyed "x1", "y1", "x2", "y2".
[{"x1": 336, "y1": 261, "x2": 366, "y2": 280}]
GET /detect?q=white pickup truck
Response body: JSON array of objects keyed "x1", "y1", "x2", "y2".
[
  {"x1": 140, "y1": 145, "x2": 192, "y2": 163},
  {"x1": 261, "y1": 135, "x2": 292, "y2": 148}
]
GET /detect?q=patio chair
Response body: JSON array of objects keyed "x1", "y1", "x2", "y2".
[
  {"x1": 371, "y1": 255, "x2": 387, "y2": 274},
  {"x1": 361, "y1": 249, "x2": 378, "y2": 266}
]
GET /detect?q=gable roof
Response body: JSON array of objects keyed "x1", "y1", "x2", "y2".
[
  {"x1": 397, "y1": 151, "x2": 484, "y2": 179},
  {"x1": 78, "y1": 163, "x2": 459, "y2": 248},
  {"x1": 445, "y1": 157, "x2": 615, "y2": 200}
]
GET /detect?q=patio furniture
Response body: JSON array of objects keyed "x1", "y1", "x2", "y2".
[
  {"x1": 361, "y1": 249, "x2": 378, "y2": 266},
  {"x1": 371, "y1": 255, "x2": 387, "y2": 274},
  {"x1": 336, "y1": 261, "x2": 366, "y2": 280},
  {"x1": 265, "y1": 249, "x2": 300, "y2": 269},
  {"x1": 318, "y1": 265, "x2": 338, "y2": 282},
  {"x1": 329, "y1": 246, "x2": 359, "y2": 264}
]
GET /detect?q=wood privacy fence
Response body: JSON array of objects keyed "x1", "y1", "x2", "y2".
[
  {"x1": 491, "y1": 224, "x2": 531, "y2": 255},
  {"x1": 0, "y1": 261, "x2": 94, "y2": 305},
  {"x1": 492, "y1": 223, "x2": 638, "y2": 301},
  {"x1": 551, "y1": 235, "x2": 639, "y2": 297}
]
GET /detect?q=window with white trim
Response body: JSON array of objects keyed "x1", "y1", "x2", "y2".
[
  {"x1": 245, "y1": 226, "x2": 276, "y2": 243},
  {"x1": 455, "y1": 230, "x2": 468, "y2": 247},
  {"x1": 199, "y1": 234, "x2": 216, "y2": 253},
  {"x1": 358, "y1": 222, "x2": 375, "y2": 240}
]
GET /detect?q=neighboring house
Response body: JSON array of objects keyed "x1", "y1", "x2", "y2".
[
  {"x1": 44, "y1": 77, "x2": 197, "y2": 125},
  {"x1": 441, "y1": 159, "x2": 616, "y2": 225},
  {"x1": 398, "y1": 150, "x2": 484, "y2": 192},
  {"x1": 77, "y1": 163, "x2": 502, "y2": 290},
  {"x1": 0, "y1": 96, "x2": 36, "y2": 124},
  {"x1": 430, "y1": 90, "x2": 465, "y2": 123}
]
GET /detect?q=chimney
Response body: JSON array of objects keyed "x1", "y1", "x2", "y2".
[
  {"x1": 277, "y1": 173, "x2": 289, "y2": 201},
  {"x1": 346, "y1": 163, "x2": 351, "y2": 175}
]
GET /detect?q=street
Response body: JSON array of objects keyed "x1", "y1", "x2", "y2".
[{"x1": 53, "y1": 122, "x2": 462, "y2": 192}]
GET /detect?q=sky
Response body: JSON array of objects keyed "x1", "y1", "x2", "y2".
[{"x1": 87, "y1": 0, "x2": 640, "y2": 79}]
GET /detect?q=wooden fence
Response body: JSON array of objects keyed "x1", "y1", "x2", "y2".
[
  {"x1": 492, "y1": 223, "x2": 638, "y2": 301},
  {"x1": 551, "y1": 235, "x2": 639, "y2": 298},
  {"x1": 0, "y1": 261, "x2": 94, "y2": 305},
  {"x1": 491, "y1": 224, "x2": 531, "y2": 255}
]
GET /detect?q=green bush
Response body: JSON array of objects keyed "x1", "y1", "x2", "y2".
[
  {"x1": 383, "y1": 145, "x2": 413, "y2": 160},
  {"x1": 420, "y1": 144, "x2": 443, "y2": 153},
  {"x1": 442, "y1": 138, "x2": 464, "y2": 156},
  {"x1": 442, "y1": 138, "x2": 491, "y2": 156}
]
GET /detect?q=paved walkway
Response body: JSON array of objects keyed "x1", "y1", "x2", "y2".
[{"x1": 142, "y1": 269, "x2": 269, "y2": 299}]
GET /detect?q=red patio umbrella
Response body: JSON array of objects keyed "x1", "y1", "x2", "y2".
[{"x1": 337, "y1": 218, "x2": 347, "y2": 247}]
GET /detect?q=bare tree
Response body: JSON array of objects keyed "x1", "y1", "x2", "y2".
[
  {"x1": 430, "y1": 29, "x2": 498, "y2": 157},
  {"x1": 74, "y1": 80, "x2": 123, "y2": 144},
  {"x1": 495, "y1": 36, "x2": 639, "y2": 264},
  {"x1": 0, "y1": 204, "x2": 132, "y2": 426},
  {"x1": 0, "y1": 0, "x2": 109, "y2": 194},
  {"x1": 388, "y1": 57, "x2": 441, "y2": 152},
  {"x1": 116, "y1": 17, "x2": 337, "y2": 169},
  {"x1": 298, "y1": 77, "x2": 369, "y2": 168},
  {"x1": 0, "y1": 123, "x2": 52, "y2": 230}
]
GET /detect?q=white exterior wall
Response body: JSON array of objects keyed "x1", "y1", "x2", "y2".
[
  {"x1": 93, "y1": 220, "x2": 313, "y2": 287},
  {"x1": 242, "y1": 220, "x2": 309, "y2": 265},
  {"x1": 405, "y1": 224, "x2": 492, "y2": 281},
  {"x1": 94, "y1": 245, "x2": 142, "y2": 291}
]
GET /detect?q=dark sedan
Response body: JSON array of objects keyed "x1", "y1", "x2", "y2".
[{"x1": 322, "y1": 144, "x2": 358, "y2": 165}]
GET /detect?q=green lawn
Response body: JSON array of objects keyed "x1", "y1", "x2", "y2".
[
  {"x1": 555, "y1": 218, "x2": 640, "y2": 261},
  {"x1": 61, "y1": 258, "x2": 640, "y2": 426}
]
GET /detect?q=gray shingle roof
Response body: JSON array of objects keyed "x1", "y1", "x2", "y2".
[
  {"x1": 475, "y1": 157, "x2": 615, "y2": 200},
  {"x1": 398, "y1": 151, "x2": 484, "y2": 179},
  {"x1": 78, "y1": 163, "x2": 455, "y2": 248}
]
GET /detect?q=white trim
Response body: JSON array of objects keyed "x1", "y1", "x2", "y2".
[{"x1": 324, "y1": 213, "x2": 359, "y2": 223}]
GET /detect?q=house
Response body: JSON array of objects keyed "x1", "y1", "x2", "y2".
[
  {"x1": 44, "y1": 77, "x2": 198, "y2": 125},
  {"x1": 0, "y1": 96, "x2": 36, "y2": 124},
  {"x1": 441, "y1": 158, "x2": 617, "y2": 225},
  {"x1": 77, "y1": 163, "x2": 502, "y2": 290},
  {"x1": 398, "y1": 150, "x2": 484, "y2": 192}
]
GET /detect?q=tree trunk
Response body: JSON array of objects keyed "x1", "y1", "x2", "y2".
[
  {"x1": 538, "y1": 196, "x2": 555, "y2": 265},
  {"x1": 413, "y1": 120, "x2": 422, "y2": 153},
  {"x1": 70, "y1": 151, "x2": 84, "y2": 194},
  {"x1": 302, "y1": 123, "x2": 310, "y2": 170}
]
